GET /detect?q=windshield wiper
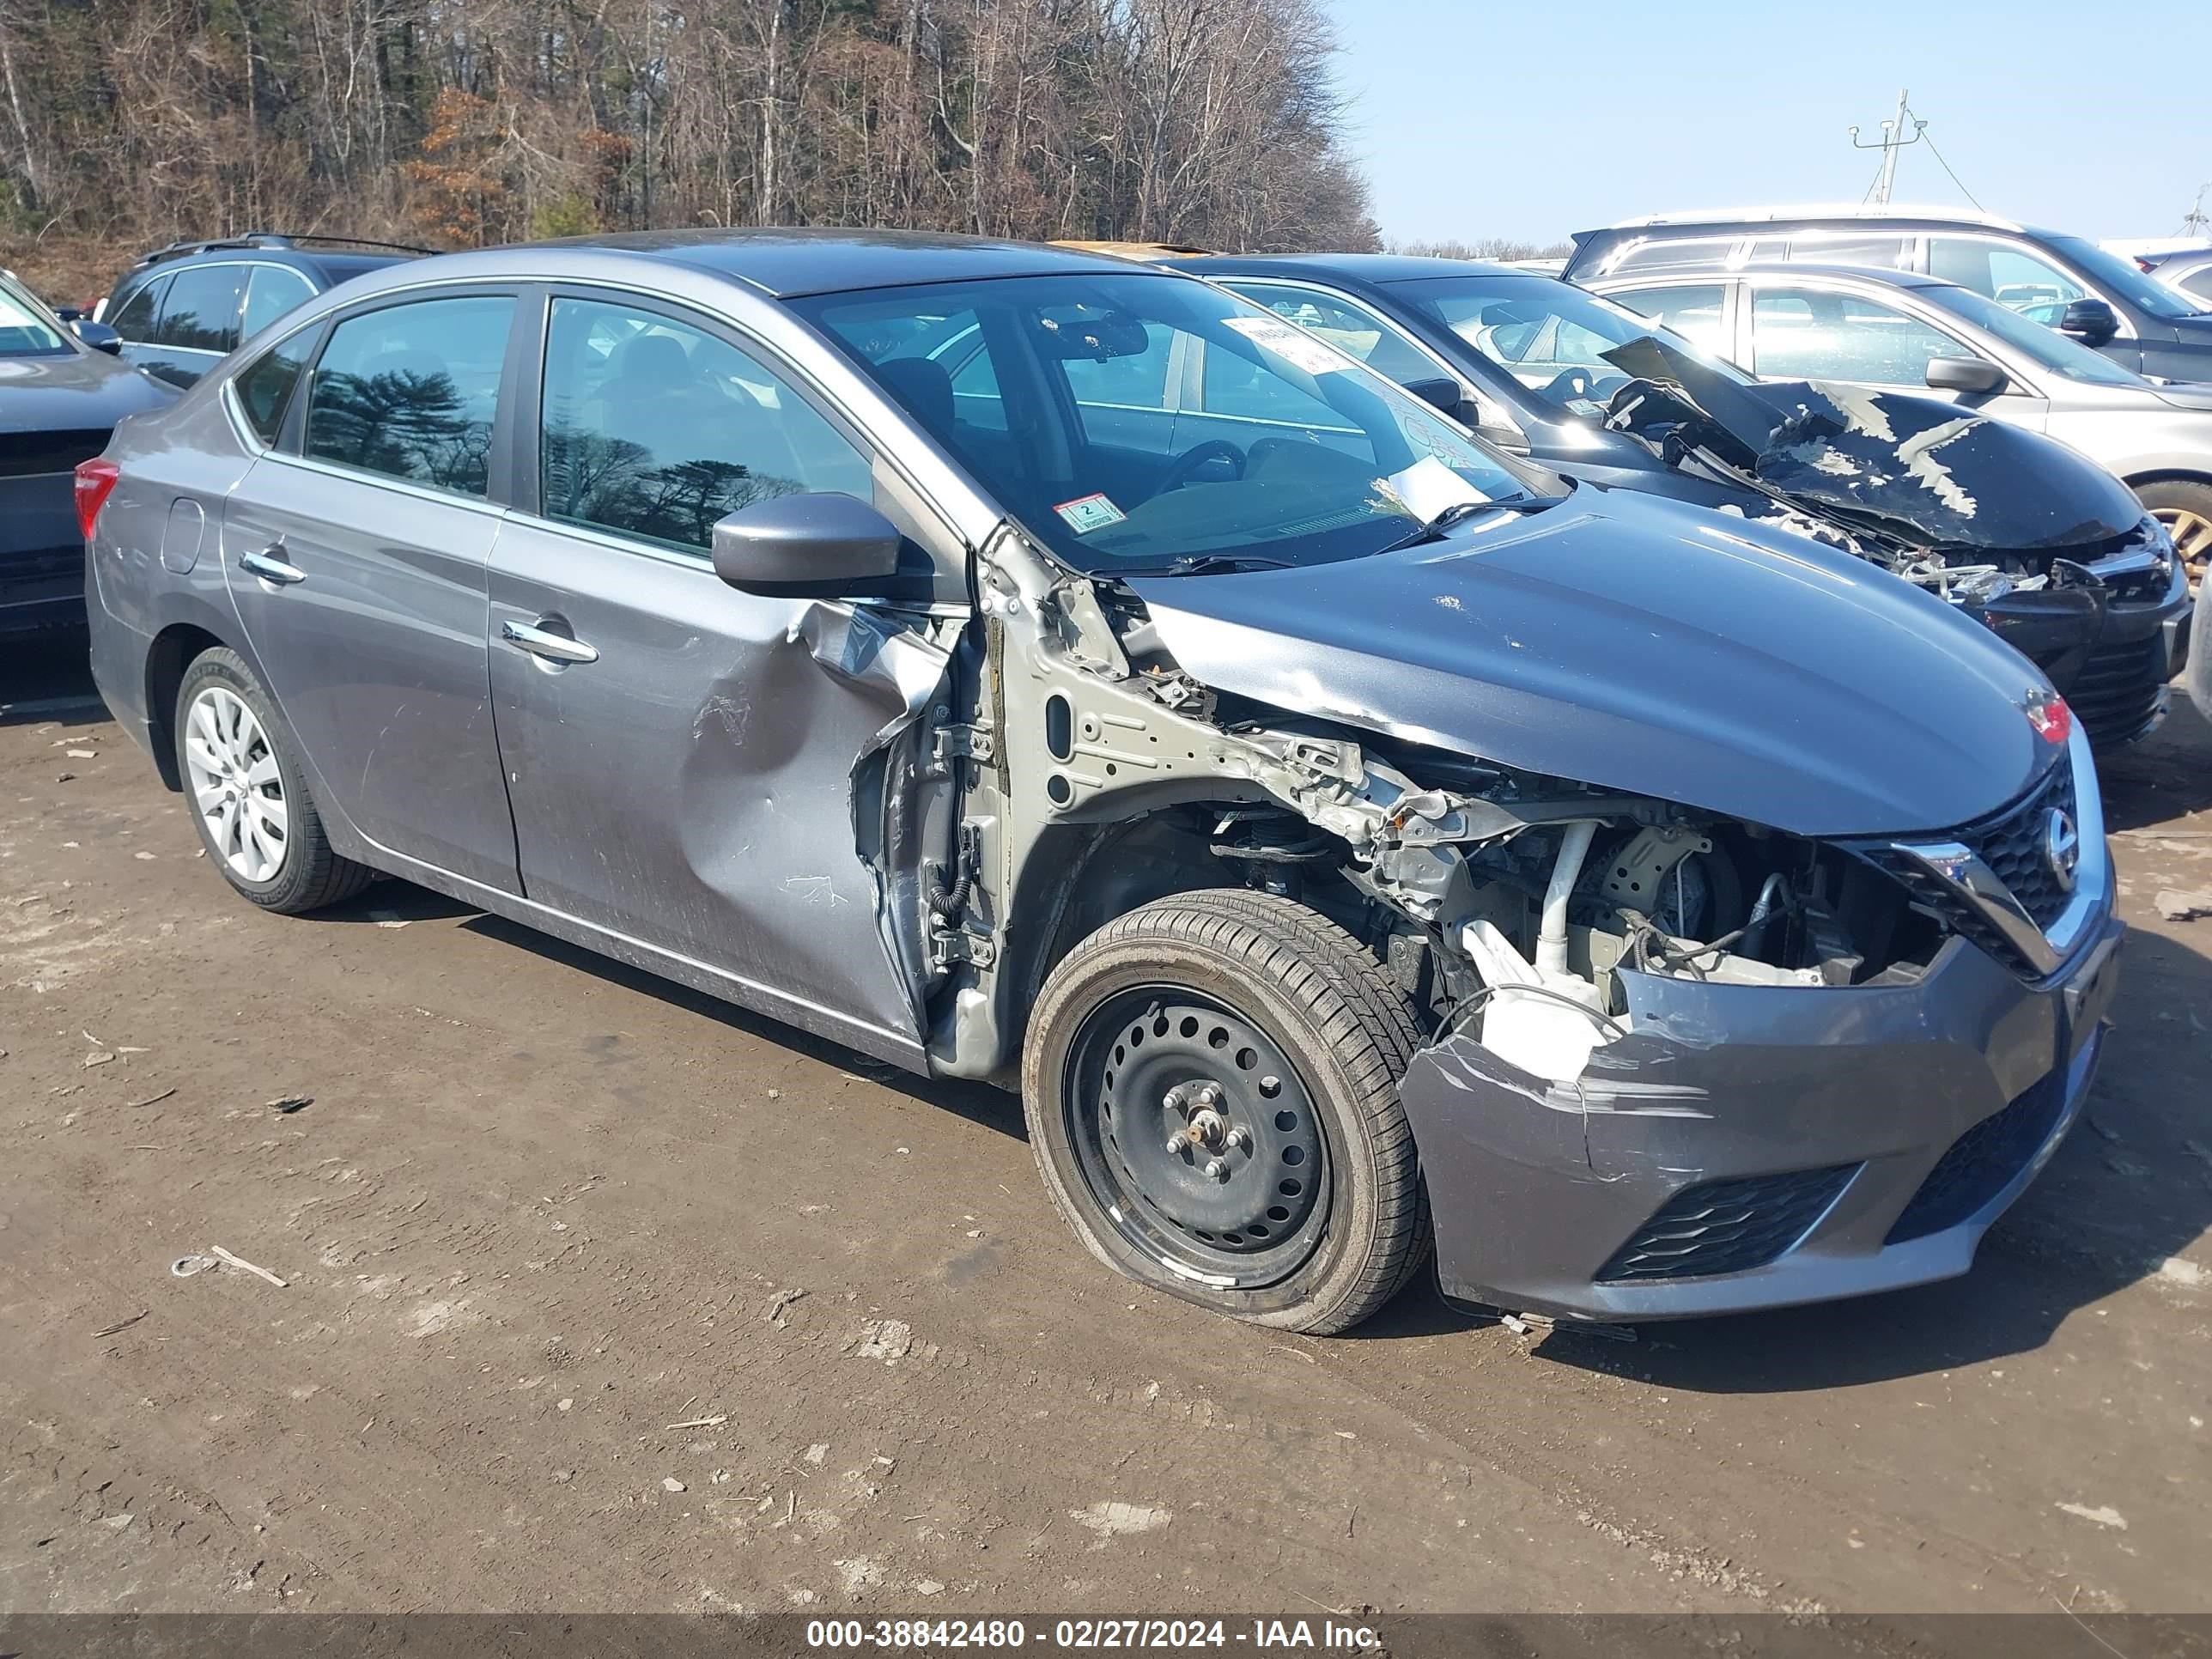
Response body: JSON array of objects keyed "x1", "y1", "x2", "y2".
[
  {"x1": 1385, "y1": 494, "x2": 1545, "y2": 551},
  {"x1": 1125, "y1": 552, "x2": 1300, "y2": 576}
]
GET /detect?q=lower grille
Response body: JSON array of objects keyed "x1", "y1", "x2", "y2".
[
  {"x1": 1885, "y1": 1074, "x2": 2066, "y2": 1243},
  {"x1": 2066, "y1": 634, "x2": 2166, "y2": 747},
  {"x1": 1595, "y1": 1165, "x2": 1858, "y2": 1282}
]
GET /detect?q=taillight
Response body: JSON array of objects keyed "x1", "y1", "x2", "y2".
[{"x1": 74, "y1": 458, "x2": 120, "y2": 542}]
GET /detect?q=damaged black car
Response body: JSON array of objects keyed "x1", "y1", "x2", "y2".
[
  {"x1": 1171, "y1": 255, "x2": 2190, "y2": 750},
  {"x1": 88, "y1": 234, "x2": 2119, "y2": 1334}
]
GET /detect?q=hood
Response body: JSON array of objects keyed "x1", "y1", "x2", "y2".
[
  {"x1": 0, "y1": 348, "x2": 175, "y2": 434},
  {"x1": 1601, "y1": 336, "x2": 2142, "y2": 557},
  {"x1": 1129, "y1": 487, "x2": 2055, "y2": 839},
  {"x1": 2153, "y1": 381, "x2": 2212, "y2": 414}
]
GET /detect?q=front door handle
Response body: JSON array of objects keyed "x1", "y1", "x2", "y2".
[
  {"x1": 239, "y1": 547, "x2": 307, "y2": 586},
  {"x1": 501, "y1": 617, "x2": 600, "y2": 666}
]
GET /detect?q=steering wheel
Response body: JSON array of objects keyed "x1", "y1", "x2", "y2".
[
  {"x1": 1541, "y1": 367, "x2": 1629, "y2": 404},
  {"x1": 1158, "y1": 439, "x2": 1246, "y2": 493}
]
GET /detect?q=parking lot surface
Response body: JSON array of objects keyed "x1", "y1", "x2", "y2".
[{"x1": 2, "y1": 636, "x2": 2208, "y2": 1615}]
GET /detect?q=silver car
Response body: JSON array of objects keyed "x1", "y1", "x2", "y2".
[
  {"x1": 81, "y1": 232, "x2": 2121, "y2": 1334},
  {"x1": 1593, "y1": 262, "x2": 2212, "y2": 596}
]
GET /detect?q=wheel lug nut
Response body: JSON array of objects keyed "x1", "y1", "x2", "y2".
[
  {"x1": 1164, "y1": 1130, "x2": 1192, "y2": 1155},
  {"x1": 1204, "y1": 1158, "x2": 1231, "y2": 1182},
  {"x1": 1227, "y1": 1127, "x2": 1253, "y2": 1153}
]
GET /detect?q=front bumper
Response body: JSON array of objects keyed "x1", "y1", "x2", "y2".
[
  {"x1": 1401, "y1": 918, "x2": 2121, "y2": 1322},
  {"x1": 1976, "y1": 554, "x2": 2191, "y2": 750}
]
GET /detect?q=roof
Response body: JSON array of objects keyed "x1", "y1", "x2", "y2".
[
  {"x1": 1052, "y1": 240, "x2": 1217, "y2": 259},
  {"x1": 1162, "y1": 252, "x2": 1528, "y2": 284},
  {"x1": 1586, "y1": 203, "x2": 2027, "y2": 234},
  {"x1": 523, "y1": 228, "x2": 1157, "y2": 296}
]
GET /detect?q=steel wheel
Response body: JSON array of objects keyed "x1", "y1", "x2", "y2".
[
  {"x1": 2154, "y1": 504, "x2": 2211, "y2": 592},
  {"x1": 1066, "y1": 987, "x2": 1331, "y2": 1287},
  {"x1": 183, "y1": 684, "x2": 288, "y2": 883}
]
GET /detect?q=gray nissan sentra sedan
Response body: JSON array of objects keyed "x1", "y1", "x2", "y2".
[{"x1": 80, "y1": 230, "x2": 2122, "y2": 1333}]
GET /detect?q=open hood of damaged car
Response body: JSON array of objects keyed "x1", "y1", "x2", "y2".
[
  {"x1": 1599, "y1": 336, "x2": 2145, "y2": 556},
  {"x1": 1128, "y1": 486, "x2": 2055, "y2": 840}
]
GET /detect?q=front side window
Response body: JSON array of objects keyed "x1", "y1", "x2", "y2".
[
  {"x1": 1918, "y1": 285, "x2": 2144, "y2": 386},
  {"x1": 540, "y1": 295, "x2": 872, "y2": 553},
  {"x1": 1748, "y1": 287, "x2": 1965, "y2": 386},
  {"x1": 799, "y1": 271, "x2": 1554, "y2": 576},
  {"x1": 1397, "y1": 273, "x2": 1755, "y2": 419},
  {"x1": 0, "y1": 274, "x2": 70, "y2": 357},
  {"x1": 109, "y1": 275, "x2": 170, "y2": 343},
  {"x1": 1224, "y1": 283, "x2": 1439, "y2": 386},
  {"x1": 1928, "y1": 237, "x2": 2090, "y2": 320},
  {"x1": 1603, "y1": 283, "x2": 1731, "y2": 357},
  {"x1": 240, "y1": 265, "x2": 317, "y2": 340},
  {"x1": 304, "y1": 295, "x2": 515, "y2": 496},
  {"x1": 156, "y1": 264, "x2": 246, "y2": 353}
]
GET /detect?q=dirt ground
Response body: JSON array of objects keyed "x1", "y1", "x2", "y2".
[{"x1": 1, "y1": 632, "x2": 2207, "y2": 1619}]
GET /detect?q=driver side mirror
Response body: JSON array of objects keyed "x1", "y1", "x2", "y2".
[
  {"x1": 2055, "y1": 297, "x2": 2119, "y2": 348},
  {"x1": 1400, "y1": 374, "x2": 1465, "y2": 416},
  {"x1": 70, "y1": 319, "x2": 124, "y2": 356},
  {"x1": 711, "y1": 492, "x2": 902, "y2": 597},
  {"x1": 1925, "y1": 356, "x2": 2009, "y2": 395}
]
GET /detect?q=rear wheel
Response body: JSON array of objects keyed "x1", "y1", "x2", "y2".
[
  {"x1": 1022, "y1": 890, "x2": 1428, "y2": 1334},
  {"x1": 2139, "y1": 477, "x2": 2212, "y2": 593},
  {"x1": 173, "y1": 647, "x2": 373, "y2": 914}
]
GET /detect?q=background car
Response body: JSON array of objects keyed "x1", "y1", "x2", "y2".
[
  {"x1": 2144, "y1": 248, "x2": 2212, "y2": 311},
  {"x1": 98, "y1": 232, "x2": 428, "y2": 388},
  {"x1": 1166, "y1": 252, "x2": 2189, "y2": 750},
  {"x1": 1, "y1": 267, "x2": 173, "y2": 634},
  {"x1": 1561, "y1": 206, "x2": 2212, "y2": 383},
  {"x1": 1592, "y1": 260, "x2": 2212, "y2": 607}
]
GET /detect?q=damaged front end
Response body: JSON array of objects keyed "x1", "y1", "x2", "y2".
[
  {"x1": 925, "y1": 507, "x2": 2118, "y2": 1322},
  {"x1": 1599, "y1": 336, "x2": 2186, "y2": 746}
]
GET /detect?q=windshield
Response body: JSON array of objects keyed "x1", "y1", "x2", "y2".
[
  {"x1": 794, "y1": 272, "x2": 1557, "y2": 575},
  {"x1": 1921, "y1": 283, "x2": 2148, "y2": 386},
  {"x1": 0, "y1": 275, "x2": 73, "y2": 357},
  {"x1": 2045, "y1": 233, "x2": 2207, "y2": 320},
  {"x1": 1392, "y1": 274, "x2": 1754, "y2": 421}
]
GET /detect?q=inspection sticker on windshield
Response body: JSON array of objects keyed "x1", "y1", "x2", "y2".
[
  {"x1": 1054, "y1": 492, "x2": 1127, "y2": 534},
  {"x1": 1222, "y1": 314, "x2": 1358, "y2": 377}
]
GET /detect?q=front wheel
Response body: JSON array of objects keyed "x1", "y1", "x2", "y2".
[
  {"x1": 1022, "y1": 890, "x2": 1428, "y2": 1334},
  {"x1": 2139, "y1": 477, "x2": 2212, "y2": 593}
]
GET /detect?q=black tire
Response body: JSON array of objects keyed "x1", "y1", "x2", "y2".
[
  {"x1": 1022, "y1": 890, "x2": 1429, "y2": 1334},
  {"x1": 2137, "y1": 477, "x2": 2212, "y2": 592},
  {"x1": 173, "y1": 647, "x2": 374, "y2": 915}
]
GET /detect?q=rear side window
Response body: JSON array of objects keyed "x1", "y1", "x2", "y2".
[
  {"x1": 1600, "y1": 234, "x2": 1741, "y2": 275},
  {"x1": 109, "y1": 275, "x2": 170, "y2": 342},
  {"x1": 538, "y1": 295, "x2": 872, "y2": 553},
  {"x1": 304, "y1": 295, "x2": 515, "y2": 497},
  {"x1": 1607, "y1": 283, "x2": 1731, "y2": 356},
  {"x1": 1781, "y1": 234, "x2": 1911, "y2": 271},
  {"x1": 240, "y1": 265, "x2": 317, "y2": 339},
  {"x1": 234, "y1": 335, "x2": 313, "y2": 447},
  {"x1": 2180, "y1": 267, "x2": 2212, "y2": 303},
  {"x1": 156, "y1": 264, "x2": 246, "y2": 353}
]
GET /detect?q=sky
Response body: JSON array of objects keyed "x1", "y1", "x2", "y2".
[{"x1": 1322, "y1": 0, "x2": 2210, "y2": 249}]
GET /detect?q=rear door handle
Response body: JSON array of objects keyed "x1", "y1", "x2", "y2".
[
  {"x1": 239, "y1": 547, "x2": 307, "y2": 586},
  {"x1": 501, "y1": 617, "x2": 600, "y2": 665}
]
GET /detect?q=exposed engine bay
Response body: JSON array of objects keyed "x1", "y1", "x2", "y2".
[
  {"x1": 919, "y1": 522, "x2": 1948, "y2": 1089},
  {"x1": 1596, "y1": 333, "x2": 2174, "y2": 608}
]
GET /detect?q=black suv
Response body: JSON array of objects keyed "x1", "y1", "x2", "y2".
[
  {"x1": 99, "y1": 233, "x2": 427, "y2": 388},
  {"x1": 1563, "y1": 208, "x2": 2212, "y2": 382}
]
